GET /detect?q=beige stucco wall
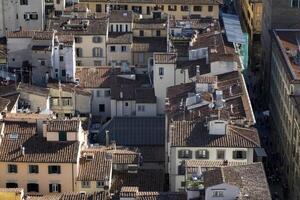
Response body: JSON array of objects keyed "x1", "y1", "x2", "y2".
[
  {"x1": 81, "y1": 3, "x2": 219, "y2": 20},
  {"x1": 19, "y1": 92, "x2": 49, "y2": 113},
  {"x1": 75, "y1": 35, "x2": 107, "y2": 66},
  {"x1": 107, "y1": 44, "x2": 132, "y2": 65},
  {"x1": 132, "y1": 29, "x2": 167, "y2": 37},
  {"x1": 0, "y1": 162, "x2": 77, "y2": 194}
]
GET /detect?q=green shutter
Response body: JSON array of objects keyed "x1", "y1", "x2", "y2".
[{"x1": 49, "y1": 184, "x2": 53, "y2": 193}]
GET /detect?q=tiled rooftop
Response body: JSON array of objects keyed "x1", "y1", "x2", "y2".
[
  {"x1": 77, "y1": 148, "x2": 112, "y2": 181},
  {"x1": 170, "y1": 121, "x2": 260, "y2": 147},
  {"x1": 79, "y1": 0, "x2": 222, "y2": 5},
  {"x1": 47, "y1": 119, "x2": 80, "y2": 132},
  {"x1": 203, "y1": 163, "x2": 272, "y2": 200},
  {"x1": 107, "y1": 32, "x2": 133, "y2": 44},
  {"x1": 154, "y1": 53, "x2": 177, "y2": 64},
  {"x1": 0, "y1": 121, "x2": 79, "y2": 163},
  {"x1": 109, "y1": 10, "x2": 133, "y2": 23},
  {"x1": 132, "y1": 37, "x2": 167, "y2": 52},
  {"x1": 0, "y1": 96, "x2": 10, "y2": 112},
  {"x1": 27, "y1": 192, "x2": 107, "y2": 200},
  {"x1": 75, "y1": 67, "x2": 112, "y2": 88}
]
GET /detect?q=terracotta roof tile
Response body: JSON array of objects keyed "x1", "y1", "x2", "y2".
[
  {"x1": 0, "y1": 96, "x2": 10, "y2": 112},
  {"x1": 79, "y1": 0, "x2": 222, "y2": 5},
  {"x1": 154, "y1": 53, "x2": 177, "y2": 64},
  {"x1": 75, "y1": 67, "x2": 112, "y2": 88},
  {"x1": 132, "y1": 37, "x2": 167, "y2": 52},
  {"x1": 203, "y1": 163, "x2": 272, "y2": 200},
  {"x1": 0, "y1": 121, "x2": 80, "y2": 163},
  {"x1": 107, "y1": 32, "x2": 133, "y2": 44},
  {"x1": 77, "y1": 148, "x2": 112, "y2": 181},
  {"x1": 170, "y1": 121, "x2": 260, "y2": 147},
  {"x1": 109, "y1": 10, "x2": 133, "y2": 23},
  {"x1": 47, "y1": 119, "x2": 80, "y2": 132}
]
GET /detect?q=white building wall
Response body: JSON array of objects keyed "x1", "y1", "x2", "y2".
[
  {"x1": 3, "y1": 0, "x2": 19, "y2": 33},
  {"x1": 0, "y1": 1, "x2": 4, "y2": 38},
  {"x1": 90, "y1": 88, "x2": 111, "y2": 118},
  {"x1": 135, "y1": 103, "x2": 157, "y2": 116},
  {"x1": 205, "y1": 183, "x2": 240, "y2": 200},
  {"x1": 111, "y1": 100, "x2": 136, "y2": 117},
  {"x1": 7, "y1": 38, "x2": 32, "y2": 69},
  {"x1": 109, "y1": 23, "x2": 132, "y2": 32},
  {"x1": 169, "y1": 146, "x2": 253, "y2": 192},
  {"x1": 17, "y1": 0, "x2": 45, "y2": 31},
  {"x1": 153, "y1": 62, "x2": 176, "y2": 115},
  {"x1": 54, "y1": 0, "x2": 66, "y2": 11}
]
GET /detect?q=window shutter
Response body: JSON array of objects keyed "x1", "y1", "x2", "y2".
[
  {"x1": 48, "y1": 166, "x2": 52, "y2": 174},
  {"x1": 242, "y1": 151, "x2": 246, "y2": 159},
  {"x1": 93, "y1": 48, "x2": 96, "y2": 57},
  {"x1": 233, "y1": 151, "x2": 237, "y2": 159},
  {"x1": 57, "y1": 166, "x2": 61, "y2": 174},
  {"x1": 58, "y1": 184, "x2": 61, "y2": 192},
  {"x1": 49, "y1": 184, "x2": 53, "y2": 192}
]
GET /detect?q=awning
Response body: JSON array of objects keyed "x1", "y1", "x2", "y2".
[
  {"x1": 222, "y1": 13, "x2": 246, "y2": 44},
  {"x1": 255, "y1": 148, "x2": 267, "y2": 157}
]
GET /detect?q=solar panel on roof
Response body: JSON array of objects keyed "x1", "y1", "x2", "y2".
[{"x1": 222, "y1": 13, "x2": 246, "y2": 44}]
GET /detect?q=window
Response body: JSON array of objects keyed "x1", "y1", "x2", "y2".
[
  {"x1": 125, "y1": 24, "x2": 128, "y2": 32},
  {"x1": 181, "y1": 5, "x2": 189, "y2": 11},
  {"x1": 93, "y1": 48, "x2": 103, "y2": 57},
  {"x1": 29, "y1": 165, "x2": 39, "y2": 173},
  {"x1": 178, "y1": 150, "x2": 192, "y2": 159},
  {"x1": 116, "y1": 24, "x2": 119, "y2": 32},
  {"x1": 156, "y1": 30, "x2": 161, "y2": 37},
  {"x1": 232, "y1": 150, "x2": 247, "y2": 159},
  {"x1": 93, "y1": 36, "x2": 102, "y2": 43},
  {"x1": 94, "y1": 61, "x2": 102, "y2": 66},
  {"x1": 208, "y1": 6, "x2": 213, "y2": 12},
  {"x1": 110, "y1": 46, "x2": 116, "y2": 52},
  {"x1": 217, "y1": 150, "x2": 225, "y2": 159},
  {"x1": 56, "y1": 0, "x2": 60, "y2": 4},
  {"x1": 181, "y1": 181, "x2": 185, "y2": 187},
  {"x1": 196, "y1": 149, "x2": 209, "y2": 159},
  {"x1": 76, "y1": 48, "x2": 83, "y2": 57},
  {"x1": 97, "y1": 90, "x2": 101, "y2": 97},
  {"x1": 27, "y1": 183, "x2": 39, "y2": 192},
  {"x1": 50, "y1": 98, "x2": 59, "y2": 106},
  {"x1": 30, "y1": 13, "x2": 38, "y2": 20},
  {"x1": 75, "y1": 37, "x2": 82, "y2": 43},
  {"x1": 49, "y1": 183, "x2": 61, "y2": 193},
  {"x1": 194, "y1": 6, "x2": 202, "y2": 11},
  {"x1": 48, "y1": 165, "x2": 61, "y2": 174},
  {"x1": 81, "y1": 181, "x2": 90, "y2": 188},
  {"x1": 8, "y1": 164, "x2": 17, "y2": 173},
  {"x1": 96, "y1": 4, "x2": 102, "y2": 12},
  {"x1": 125, "y1": 102, "x2": 129, "y2": 107},
  {"x1": 110, "y1": 24, "x2": 113, "y2": 32},
  {"x1": 178, "y1": 164, "x2": 185, "y2": 175},
  {"x1": 76, "y1": 61, "x2": 82, "y2": 66},
  {"x1": 212, "y1": 190, "x2": 224, "y2": 197},
  {"x1": 138, "y1": 105, "x2": 145, "y2": 112},
  {"x1": 140, "y1": 30, "x2": 144, "y2": 36},
  {"x1": 132, "y1": 6, "x2": 142, "y2": 14},
  {"x1": 96, "y1": 181, "x2": 104, "y2": 188},
  {"x1": 99, "y1": 104, "x2": 105, "y2": 112},
  {"x1": 168, "y1": 5, "x2": 177, "y2": 11},
  {"x1": 120, "y1": 24, "x2": 123, "y2": 32},
  {"x1": 159, "y1": 67, "x2": 164, "y2": 76},
  {"x1": 59, "y1": 131, "x2": 67, "y2": 141},
  {"x1": 6, "y1": 182, "x2": 18, "y2": 188},
  {"x1": 62, "y1": 98, "x2": 72, "y2": 106},
  {"x1": 147, "y1": 6, "x2": 151, "y2": 15},
  {"x1": 121, "y1": 46, "x2": 127, "y2": 52},
  {"x1": 138, "y1": 53, "x2": 144, "y2": 63},
  {"x1": 61, "y1": 69, "x2": 66, "y2": 77},
  {"x1": 59, "y1": 56, "x2": 64, "y2": 62},
  {"x1": 20, "y1": 0, "x2": 28, "y2": 5},
  {"x1": 104, "y1": 90, "x2": 110, "y2": 97},
  {"x1": 40, "y1": 60, "x2": 45, "y2": 66},
  {"x1": 24, "y1": 13, "x2": 30, "y2": 21},
  {"x1": 291, "y1": 0, "x2": 300, "y2": 8}
]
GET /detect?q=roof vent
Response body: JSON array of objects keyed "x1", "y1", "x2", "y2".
[
  {"x1": 215, "y1": 90, "x2": 225, "y2": 109},
  {"x1": 208, "y1": 120, "x2": 228, "y2": 135},
  {"x1": 9, "y1": 133, "x2": 19, "y2": 140},
  {"x1": 123, "y1": 12, "x2": 128, "y2": 17}
]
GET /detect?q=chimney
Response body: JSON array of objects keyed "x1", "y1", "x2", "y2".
[
  {"x1": 230, "y1": 104, "x2": 234, "y2": 113},
  {"x1": 105, "y1": 130, "x2": 110, "y2": 147},
  {"x1": 120, "y1": 91, "x2": 123, "y2": 99},
  {"x1": 196, "y1": 65, "x2": 200, "y2": 77},
  {"x1": 21, "y1": 146, "x2": 25, "y2": 156},
  {"x1": 229, "y1": 86, "x2": 233, "y2": 96}
]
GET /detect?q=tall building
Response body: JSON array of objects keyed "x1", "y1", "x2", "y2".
[
  {"x1": 261, "y1": 0, "x2": 300, "y2": 90},
  {"x1": 269, "y1": 29, "x2": 300, "y2": 199}
]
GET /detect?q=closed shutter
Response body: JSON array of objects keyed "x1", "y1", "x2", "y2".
[
  {"x1": 57, "y1": 166, "x2": 61, "y2": 174},
  {"x1": 233, "y1": 151, "x2": 237, "y2": 159},
  {"x1": 49, "y1": 184, "x2": 53, "y2": 192},
  {"x1": 242, "y1": 151, "x2": 247, "y2": 159},
  {"x1": 48, "y1": 166, "x2": 52, "y2": 174},
  {"x1": 58, "y1": 184, "x2": 61, "y2": 192}
]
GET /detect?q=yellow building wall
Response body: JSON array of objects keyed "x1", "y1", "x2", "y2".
[
  {"x1": 107, "y1": 44, "x2": 132, "y2": 65},
  {"x1": 81, "y1": 2, "x2": 219, "y2": 20},
  {"x1": 0, "y1": 192, "x2": 22, "y2": 200},
  {"x1": 75, "y1": 35, "x2": 107, "y2": 66},
  {"x1": 0, "y1": 162, "x2": 77, "y2": 194}
]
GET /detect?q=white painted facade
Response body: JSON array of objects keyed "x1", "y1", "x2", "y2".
[
  {"x1": 109, "y1": 22, "x2": 132, "y2": 33},
  {"x1": 169, "y1": 146, "x2": 254, "y2": 192},
  {"x1": 7, "y1": 37, "x2": 32, "y2": 69},
  {"x1": 54, "y1": 0, "x2": 66, "y2": 11},
  {"x1": 89, "y1": 88, "x2": 111, "y2": 119},
  {"x1": 205, "y1": 183, "x2": 240, "y2": 200},
  {"x1": 0, "y1": 1, "x2": 4, "y2": 38},
  {"x1": 111, "y1": 100, "x2": 157, "y2": 117},
  {"x1": 3, "y1": 0, "x2": 44, "y2": 33}
]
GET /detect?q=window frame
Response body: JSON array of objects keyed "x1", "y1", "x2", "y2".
[
  {"x1": 27, "y1": 183, "x2": 39, "y2": 193},
  {"x1": 29, "y1": 165, "x2": 39, "y2": 174},
  {"x1": 81, "y1": 181, "x2": 91, "y2": 188},
  {"x1": 194, "y1": 6, "x2": 202, "y2": 12},
  {"x1": 178, "y1": 149, "x2": 192, "y2": 159},
  {"x1": 195, "y1": 149, "x2": 209, "y2": 159},
  {"x1": 48, "y1": 165, "x2": 61, "y2": 174},
  {"x1": 216, "y1": 150, "x2": 226, "y2": 160},
  {"x1": 8, "y1": 164, "x2": 18, "y2": 173},
  {"x1": 99, "y1": 104, "x2": 105, "y2": 112},
  {"x1": 159, "y1": 67, "x2": 164, "y2": 76},
  {"x1": 208, "y1": 5, "x2": 213, "y2": 12}
]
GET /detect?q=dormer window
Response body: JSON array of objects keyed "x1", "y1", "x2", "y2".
[{"x1": 59, "y1": 131, "x2": 67, "y2": 141}]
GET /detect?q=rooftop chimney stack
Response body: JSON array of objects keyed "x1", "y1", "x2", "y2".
[
  {"x1": 21, "y1": 146, "x2": 25, "y2": 156},
  {"x1": 196, "y1": 65, "x2": 200, "y2": 77},
  {"x1": 105, "y1": 130, "x2": 110, "y2": 147}
]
